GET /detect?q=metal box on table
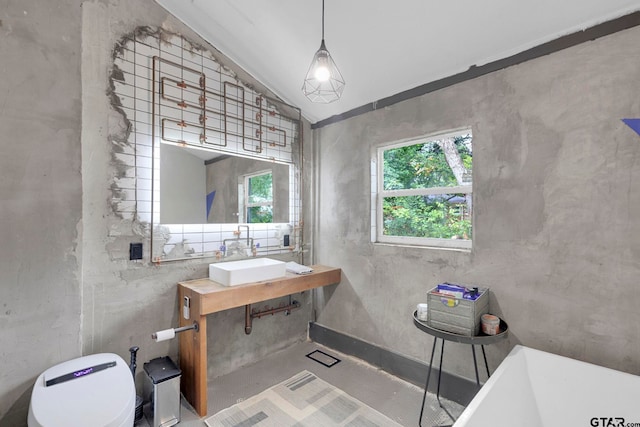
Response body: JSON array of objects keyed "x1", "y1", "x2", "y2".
[{"x1": 427, "y1": 286, "x2": 489, "y2": 336}]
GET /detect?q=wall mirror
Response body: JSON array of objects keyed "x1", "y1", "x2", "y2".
[
  {"x1": 151, "y1": 137, "x2": 300, "y2": 261},
  {"x1": 160, "y1": 143, "x2": 291, "y2": 224}
]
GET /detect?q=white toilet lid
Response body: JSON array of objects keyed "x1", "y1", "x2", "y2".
[{"x1": 29, "y1": 353, "x2": 135, "y2": 427}]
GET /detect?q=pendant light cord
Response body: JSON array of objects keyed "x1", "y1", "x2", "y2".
[
  {"x1": 321, "y1": 0, "x2": 325, "y2": 40},
  {"x1": 302, "y1": 0, "x2": 345, "y2": 102}
]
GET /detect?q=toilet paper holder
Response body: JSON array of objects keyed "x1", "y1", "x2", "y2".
[{"x1": 152, "y1": 322, "x2": 199, "y2": 342}]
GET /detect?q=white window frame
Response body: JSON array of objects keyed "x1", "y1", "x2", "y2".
[
  {"x1": 241, "y1": 169, "x2": 273, "y2": 223},
  {"x1": 374, "y1": 129, "x2": 472, "y2": 250}
]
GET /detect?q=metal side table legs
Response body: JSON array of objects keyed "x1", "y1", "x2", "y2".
[
  {"x1": 418, "y1": 339, "x2": 491, "y2": 427},
  {"x1": 413, "y1": 312, "x2": 509, "y2": 427}
]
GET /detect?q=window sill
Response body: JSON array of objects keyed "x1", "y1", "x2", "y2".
[{"x1": 372, "y1": 241, "x2": 472, "y2": 254}]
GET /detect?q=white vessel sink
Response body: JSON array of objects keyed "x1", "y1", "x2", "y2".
[{"x1": 209, "y1": 258, "x2": 287, "y2": 286}]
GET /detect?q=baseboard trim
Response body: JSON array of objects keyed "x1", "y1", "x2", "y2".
[{"x1": 308, "y1": 322, "x2": 477, "y2": 406}]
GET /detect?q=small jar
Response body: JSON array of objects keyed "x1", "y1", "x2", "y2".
[
  {"x1": 481, "y1": 314, "x2": 500, "y2": 335},
  {"x1": 416, "y1": 303, "x2": 429, "y2": 321}
]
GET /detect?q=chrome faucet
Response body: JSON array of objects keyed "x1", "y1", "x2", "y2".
[
  {"x1": 222, "y1": 225, "x2": 254, "y2": 258},
  {"x1": 237, "y1": 225, "x2": 250, "y2": 245}
]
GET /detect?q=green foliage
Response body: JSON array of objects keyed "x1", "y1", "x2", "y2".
[
  {"x1": 382, "y1": 135, "x2": 472, "y2": 240},
  {"x1": 383, "y1": 136, "x2": 472, "y2": 190},
  {"x1": 248, "y1": 173, "x2": 273, "y2": 203},
  {"x1": 247, "y1": 172, "x2": 273, "y2": 223},
  {"x1": 248, "y1": 206, "x2": 273, "y2": 223},
  {"x1": 383, "y1": 195, "x2": 471, "y2": 239}
]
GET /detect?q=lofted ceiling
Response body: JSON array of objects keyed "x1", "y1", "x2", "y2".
[{"x1": 155, "y1": 0, "x2": 640, "y2": 124}]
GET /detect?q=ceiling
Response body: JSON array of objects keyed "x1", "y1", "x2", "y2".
[{"x1": 155, "y1": 0, "x2": 640, "y2": 124}]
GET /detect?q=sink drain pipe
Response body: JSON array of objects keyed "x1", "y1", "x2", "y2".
[{"x1": 244, "y1": 297, "x2": 300, "y2": 334}]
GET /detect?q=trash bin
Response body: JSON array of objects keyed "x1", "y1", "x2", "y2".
[{"x1": 143, "y1": 356, "x2": 181, "y2": 427}]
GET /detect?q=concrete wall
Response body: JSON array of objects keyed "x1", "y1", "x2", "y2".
[
  {"x1": 0, "y1": 0, "x2": 309, "y2": 424},
  {"x1": 0, "y1": 1, "x2": 83, "y2": 423},
  {"x1": 2, "y1": 0, "x2": 638, "y2": 424},
  {"x1": 313, "y1": 24, "x2": 640, "y2": 380},
  {"x1": 161, "y1": 144, "x2": 207, "y2": 224}
]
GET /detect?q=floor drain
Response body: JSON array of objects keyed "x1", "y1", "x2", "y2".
[{"x1": 306, "y1": 350, "x2": 341, "y2": 367}]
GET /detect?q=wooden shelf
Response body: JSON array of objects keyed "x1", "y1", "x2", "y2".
[{"x1": 178, "y1": 264, "x2": 341, "y2": 416}]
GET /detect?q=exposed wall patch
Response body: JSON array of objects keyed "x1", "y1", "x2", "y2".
[{"x1": 108, "y1": 26, "x2": 304, "y2": 261}]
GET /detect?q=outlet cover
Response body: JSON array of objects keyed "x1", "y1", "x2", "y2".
[{"x1": 129, "y1": 243, "x2": 143, "y2": 260}]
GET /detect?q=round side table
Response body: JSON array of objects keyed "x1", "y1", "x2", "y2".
[{"x1": 413, "y1": 311, "x2": 508, "y2": 426}]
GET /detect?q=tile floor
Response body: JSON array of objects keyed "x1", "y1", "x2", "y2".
[{"x1": 137, "y1": 340, "x2": 463, "y2": 427}]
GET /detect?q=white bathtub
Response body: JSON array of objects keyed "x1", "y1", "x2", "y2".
[{"x1": 454, "y1": 345, "x2": 640, "y2": 427}]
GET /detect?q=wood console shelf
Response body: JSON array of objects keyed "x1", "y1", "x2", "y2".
[{"x1": 178, "y1": 265, "x2": 341, "y2": 416}]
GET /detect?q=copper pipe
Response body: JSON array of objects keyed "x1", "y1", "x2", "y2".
[
  {"x1": 154, "y1": 56, "x2": 206, "y2": 81},
  {"x1": 299, "y1": 116, "x2": 305, "y2": 265},
  {"x1": 159, "y1": 76, "x2": 290, "y2": 149},
  {"x1": 150, "y1": 56, "x2": 158, "y2": 262},
  {"x1": 251, "y1": 301, "x2": 300, "y2": 319},
  {"x1": 161, "y1": 117, "x2": 280, "y2": 150},
  {"x1": 243, "y1": 300, "x2": 300, "y2": 335},
  {"x1": 224, "y1": 81, "x2": 252, "y2": 151},
  {"x1": 244, "y1": 304, "x2": 252, "y2": 334},
  {"x1": 257, "y1": 94, "x2": 263, "y2": 149}
]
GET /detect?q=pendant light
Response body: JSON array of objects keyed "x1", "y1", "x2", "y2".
[{"x1": 302, "y1": 0, "x2": 345, "y2": 103}]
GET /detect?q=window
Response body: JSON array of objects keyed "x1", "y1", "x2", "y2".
[
  {"x1": 243, "y1": 171, "x2": 273, "y2": 223},
  {"x1": 375, "y1": 129, "x2": 472, "y2": 249}
]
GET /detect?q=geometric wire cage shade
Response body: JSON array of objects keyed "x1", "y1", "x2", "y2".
[{"x1": 302, "y1": 40, "x2": 345, "y2": 103}]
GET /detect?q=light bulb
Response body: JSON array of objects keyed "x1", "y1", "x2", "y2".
[{"x1": 314, "y1": 65, "x2": 330, "y2": 82}]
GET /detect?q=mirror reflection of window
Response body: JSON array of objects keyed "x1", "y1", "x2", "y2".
[
  {"x1": 160, "y1": 142, "x2": 291, "y2": 224},
  {"x1": 244, "y1": 171, "x2": 273, "y2": 223}
]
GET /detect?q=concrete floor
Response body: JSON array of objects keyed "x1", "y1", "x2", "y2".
[{"x1": 137, "y1": 340, "x2": 463, "y2": 427}]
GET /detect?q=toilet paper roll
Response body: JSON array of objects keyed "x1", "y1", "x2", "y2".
[{"x1": 152, "y1": 328, "x2": 176, "y2": 342}]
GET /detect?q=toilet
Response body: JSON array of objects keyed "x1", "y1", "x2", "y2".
[{"x1": 28, "y1": 353, "x2": 135, "y2": 427}]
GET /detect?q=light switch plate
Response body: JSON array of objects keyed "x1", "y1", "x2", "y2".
[{"x1": 129, "y1": 243, "x2": 143, "y2": 260}]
